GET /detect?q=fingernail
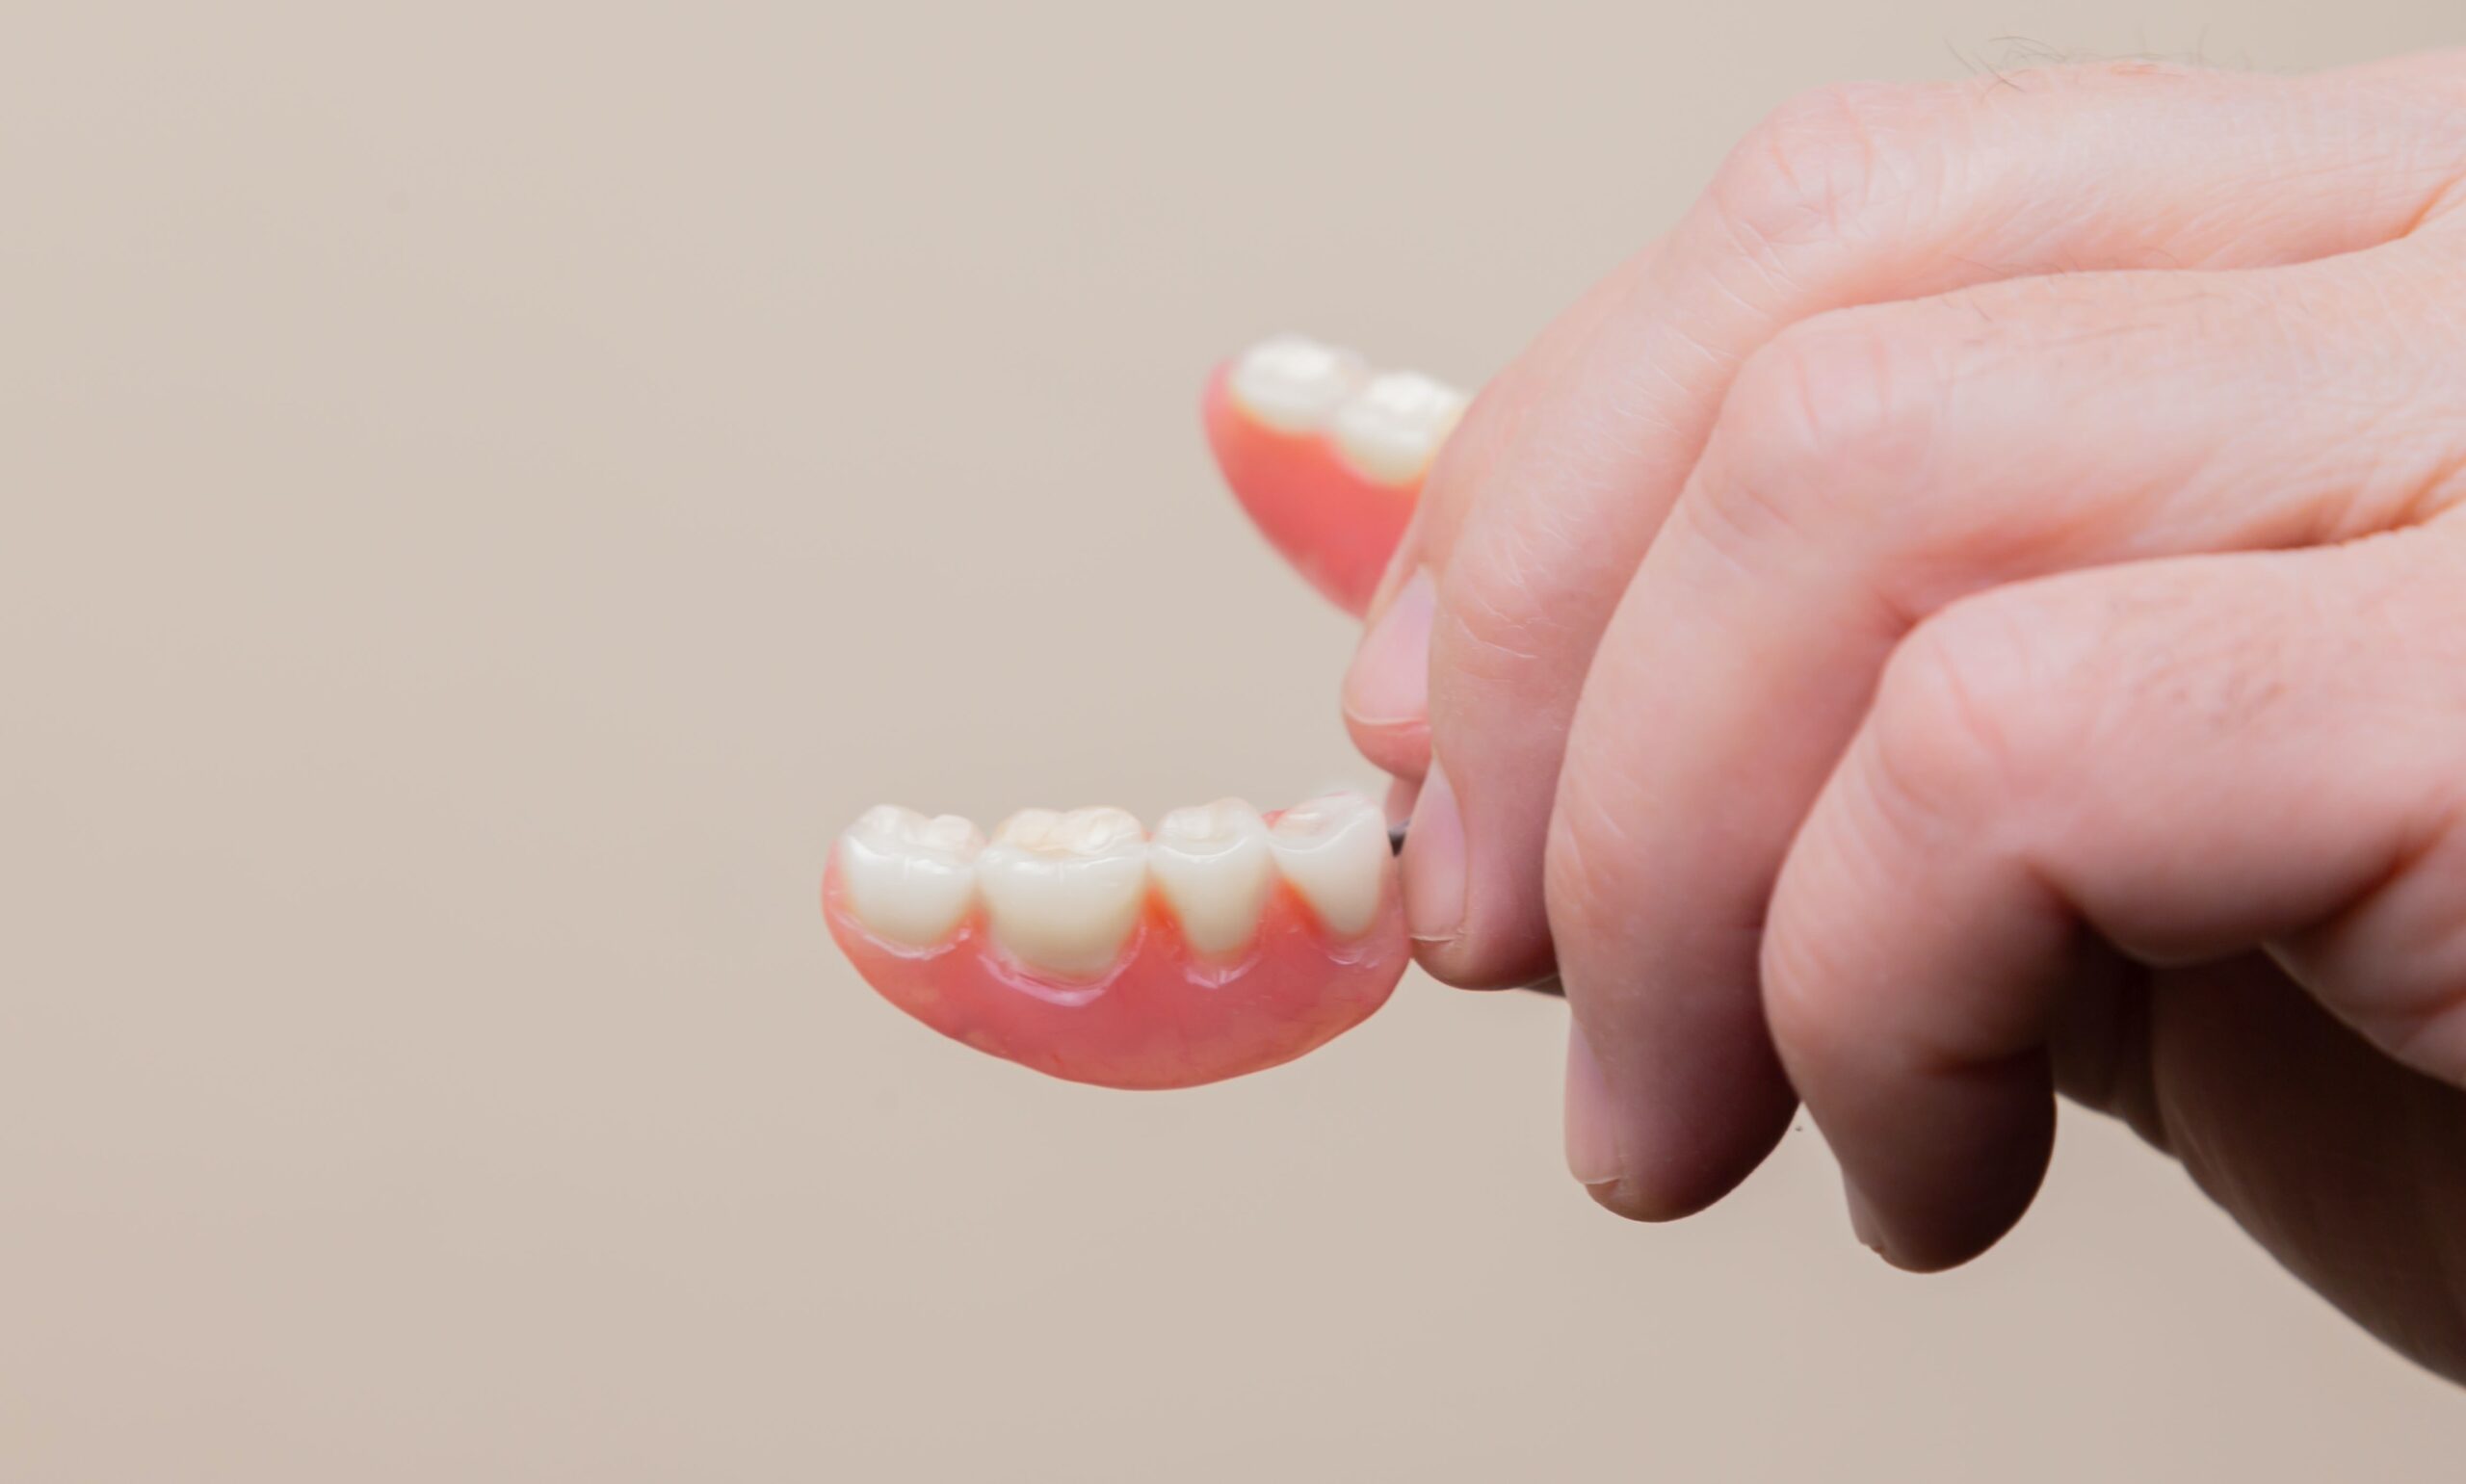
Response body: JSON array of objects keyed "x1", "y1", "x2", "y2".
[
  {"x1": 1402, "y1": 758, "x2": 1465, "y2": 944},
  {"x1": 1564, "y1": 1020, "x2": 1623, "y2": 1189},
  {"x1": 1344, "y1": 569, "x2": 1434, "y2": 728},
  {"x1": 1843, "y1": 1174, "x2": 1888, "y2": 1258}
]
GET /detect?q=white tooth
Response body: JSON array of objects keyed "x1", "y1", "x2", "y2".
[
  {"x1": 1268, "y1": 792, "x2": 1392, "y2": 940},
  {"x1": 1149, "y1": 798, "x2": 1274, "y2": 959},
  {"x1": 1228, "y1": 334, "x2": 1369, "y2": 434},
  {"x1": 1329, "y1": 370, "x2": 1468, "y2": 485},
  {"x1": 977, "y1": 806, "x2": 1150, "y2": 977},
  {"x1": 836, "y1": 805, "x2": 984, "y2": 946}
]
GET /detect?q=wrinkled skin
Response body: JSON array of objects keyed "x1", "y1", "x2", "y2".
[{"x1": 1213, "y1": 55, "x2": 2466, "y2": 1382}]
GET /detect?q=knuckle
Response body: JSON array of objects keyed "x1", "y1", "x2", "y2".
[
  {"x1": 1709, "y1": 82, "x2": 1934, "y2": 255},
  {"x1": 1416, "y1": 385, "x2": 1627, "y2": 693},
  {"x1": 1867, "y1": 591, "x2": 2071, "y2": 828},
  {"x1": 1691, "y1": 312, "x2": 1945, "y2": 562}
]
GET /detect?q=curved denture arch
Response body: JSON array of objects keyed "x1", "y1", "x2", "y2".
[{"x1": 826, "y1": 794, "x2": 1407, "y2": 1089}]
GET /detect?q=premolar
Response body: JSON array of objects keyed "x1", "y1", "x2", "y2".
[
  {"x1": 1149, "y1": 798, "x2": 1274, "y2": 959},
  {"x1": 1268, "y1": 794, "x2": 1391, "y2": 939},
  {"x1": 976, "y1": 807, "x2": 1151, "y2": 978},
  {"x1": 835, "y1": 805, "x2": 984, "y2": 946}
]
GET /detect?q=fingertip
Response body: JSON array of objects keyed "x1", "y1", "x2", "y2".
[
  {"x1": 1824, "y1": 1083, "x2": 2055, "y2": 1273},
  {"x1": 1347, "y1": 714, "x2": 1431, "y2": 783},
  {"x1": 1561, "y1": 1015, "x2": 1800, "y2": 1220}
]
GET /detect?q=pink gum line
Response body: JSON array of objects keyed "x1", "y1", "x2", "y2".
[
  {"x1": 823, "y1": 857, "x2": 1410, "y2": 1090},
  {"x1": 1200, "y1": 365, "x2": 1423, "y2": 617}
]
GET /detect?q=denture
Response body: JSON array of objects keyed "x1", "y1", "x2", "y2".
[
  {"x1": 1202, "y1": 335, "x2": 1467, "y2": 615},
  {"x1": 826, "y1": 793, "x2": 1407, "y2": 1089}
]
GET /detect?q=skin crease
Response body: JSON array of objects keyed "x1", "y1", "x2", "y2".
[{"x1": 1213, "y1": 54, "x2": 2466, "y2": 1382}]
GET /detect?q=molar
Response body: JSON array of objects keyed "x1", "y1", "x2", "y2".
[
  {"x1": 1329, "y1": 370, "x2": 1468, "y2": 485},
  {"x1": 836, "y1": 805, "x2": 985, "y2": 946},
  {"x1": 977, "y1": 807, "x2": 1151, "y2": 977},
  {"x1": 1149, "y1": 798, "x2": 1275, "y2": 959},
  {"x1": 1268, "y1": 793, "x2": 1392, "y2": 939},
  {"x1": 1228, "y1": 334, "x2": 1370, "y2": 434}
]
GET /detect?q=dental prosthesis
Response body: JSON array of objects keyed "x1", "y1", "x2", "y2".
[
  {"x1": 830, "y1": 336, "x2": 1466, "y2": 1088},
  {"x1": 1203, "y1": 335, "x2": 1468, "y2": 615}
]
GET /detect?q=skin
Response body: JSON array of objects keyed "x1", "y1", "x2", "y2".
[{"x1": 1244, "y1": 54, "x2": 2466, "y2": 1381}]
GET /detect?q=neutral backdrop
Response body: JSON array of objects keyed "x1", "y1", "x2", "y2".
[{"x1": 7, "y1": 3, "x2": 2464, "y2": 1479}]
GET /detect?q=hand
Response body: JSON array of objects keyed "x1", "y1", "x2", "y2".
[{"x1": 1225, "y1": 53, "x2": 2466, "y2": 1381}]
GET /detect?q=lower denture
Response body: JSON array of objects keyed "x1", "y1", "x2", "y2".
[{"x1": 825, "y1": 796, "x2": 1407, "y2": 1089}]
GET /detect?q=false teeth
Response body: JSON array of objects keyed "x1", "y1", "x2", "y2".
[
  {"x1": 1225, "y1": 335, "x2": 1467, "y2": 486},
  {"x1": 1328, "y1": 370, "x2": 1468, "y2": 485},
  {"x1": 833, "y1": 792, "x2": 1396, "y2": 978},
  {"x1": 1227, "y1": 335, "x2": 1371, "y2": 434},
  {"x1": 1149, "y1": 799, "x2": 1275, "y2": 959},
  {"x1": 976, "y1": 807, "x2": 1151, "y2": 978},
  {"x1": 835, "y1": 805, "x2": 985, "y2": 946},
  {"x1": 1268, "y1": 794, "x2": 1391, "y2": 939}
]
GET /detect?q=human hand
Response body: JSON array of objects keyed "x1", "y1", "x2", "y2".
[{"x1": 1213, "y1": 53, "x2": 2466, "y2": 1381}]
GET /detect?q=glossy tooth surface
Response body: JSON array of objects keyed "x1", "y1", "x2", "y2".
[
  {"x1": 1268, "y1": 792, "x2": 1391, "y2": 940},
  {"x1": 1149, "y1": 798, "x2": 1274, "y2": 959},
  {"x1": 1330, "y1": 371, "x2": 1468, "y2": 484},
  {"x1": 977, "y1": 807, "x2": 1150, "y2": 977},
  {"x1": 837, "y1": 805, "x2": 985, "y2": 946},
  {"x1": 1229, "y1": 335, "x2": 1369, "y2": 434}
]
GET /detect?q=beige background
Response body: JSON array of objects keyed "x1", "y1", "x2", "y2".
[{"x1": 6, "y1": 2, "x2": 2463, "y2": 1478}]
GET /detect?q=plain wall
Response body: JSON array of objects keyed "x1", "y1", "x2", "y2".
[{"x1": 5, "y1": 3, "x2": 2463, "y2": 1478}]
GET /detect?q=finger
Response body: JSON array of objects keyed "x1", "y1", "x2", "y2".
[
  {"x1": 1200, "y1": 336, "x2": 1467, "y2": 616},
  {"x1": 1763, "y1": 534, "x2": 2466, "y2": 1270},
  {"x1": 1340, "y1": 246, "x2": 1666, "y2": 781},
  {"x1": 2327, "y1": 46, "x2": 2466, "y2": 101},
  {"x1": 1551, "y1": 238, "x2": 2466, "y2": 1217},
  {"x1": 1389, "y1": 61, "x2": 2466, "y2": 1010}
]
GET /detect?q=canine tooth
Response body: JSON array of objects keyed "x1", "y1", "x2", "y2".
[
  {"x1": 1229, "y1": 334, "x2": 1370, "y2": 434},
  {"x1": 978, "y1": 807, "x2": 1150, "y2": 977},
  {"x1": 1149, "y1": 799, "x2": 1274, "y2": 959},
  {"x1": 1268, "y1": 792, "x2": 1391, "y2": 939},
  {"x1": 836, "y1": 805, "x2": 984, "y2": 946},
  {"x1": 1329, "y1": 371, "x2": 1467, "y2": 485}
]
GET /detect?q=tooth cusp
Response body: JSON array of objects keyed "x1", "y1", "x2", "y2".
[
  {"x1": 836, "y1": 805, "x2": 985, "y2": 947},
  {"x1": 977, "y1": 806, "x2": 1151, "y2": 978},
  {"x1": 1268, "y1": 792, "x2": 1393, "y2": 940},
  {"x1": 1149, "y1": 798, "x2": 1275, "y2": 960}
]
